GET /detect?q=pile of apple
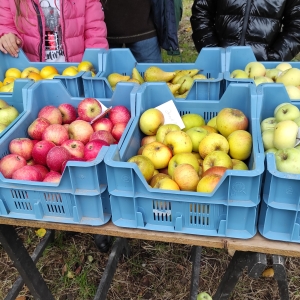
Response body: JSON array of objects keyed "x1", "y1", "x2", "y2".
[
  {"x1": 0, "y1": 98, "x2": 131, "y2": 183},
  {"x1": 230, "y1": 61, "x2": 300, "y2": 99},
  {"x1": 0, "y1": 61, "x2": 96, "y2": 93},
  {"x1": 261, "y1": 102, "x2": 300, "y2": 174},
  {"x1": 108, "y1": 66, "x2": 207, "y2": 97},
  {"x1": 127, "y1": 107, "x2": 252, "y2": 193},
  {"x1": 0, "y1": 99, "x2": 19, "y2": 133}
]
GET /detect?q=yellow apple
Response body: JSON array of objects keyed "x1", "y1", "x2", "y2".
[
  {"x1": 5, "y1": 67, "x2": 21, "y2": 79},
  {"x1": 45, "y1": 73, "x2": 60, "y2": 80},
  {"x1": 168, "y1": 152, "x2": 200, "y2": 177},
  {"x1": 0, "y1": 123, "x2": 7, "y2": 133},
  {"x1": 137, "y1": 145, "x2": 146, "y2": 155},
  {"x1": 227, "y1": 130, "x2": 252, "y2": 160},
  {"x1": 3, "y1": 77, "x2": 15, "y2": 85},
  {"x1": 181, "y1": 113, "x2": 205, "y2": 131},
  {"x1": 40, "y1": 66, "x2": 59, "y2": 79},
  {"x1": 230, "y1": 69, "x2": 248, "y2": 79},
  {"x1": 276, "y1": 68, "x2": 300, "y2": 86},
  {"x1": 153, "y1": 177, "x2": 180, "y2": 191},
  {"x1": 244, "y1": 62, "x2": 266, "y2": 78},
  {"x1": 202, "y1": 150, "x2": 233, "y2": 172},
  {"x1": 156, "y1": 124, "x2": 181, "y2": 143},
  {"x1": 265, "y1": 68, "x2": 282, "y2": 81},
  {"x1": 231, "y1": 159, "x2": 249, "y2": 170},
  {"x1": 27, "y1": 72, "x2": 43, "y2": 82},
  {"x1": 285, "y1": 85, "x2": 300, "y2": 100},
  {"x1": 0, "y1": 81, "x2": 14, "y2": 92},
  {"x1": 173, "y1": 163, "x2": 200, "y2": 191},
  {"x1": 62, "y1": 66, "x2": 79, "y2": 76},
  {"x1": 273, "y1": 120, "x2": 299, "y2": 149},
  {"x1": 141, "y1": 135, "x2": 157, "y2": 146},
  {"x1": 276, "y1": 62, "x2": 292, "y2": 72},
  {"x1": 21, "y1": 67, "x2": 40, "y2": 78},
  {"x1": 139, "y1": 108, "x2": 164, "y2": 136},
  {"x1": 201, "y1": 166, "x2": 228, "y2": 178},
  {"x1": 198, "y1": 132, "x2": 229, "y2": 159},
  {"x1": 0, "y1": 81, "x2": 3, "y2": 88},
  {"x1": 200, "y1": 125, "x2": 217, "y2": 133},
  {"x1": 127, "y1": 155, "x2": 155, "y2": 182},
  {"x1": 262, "y1": 129, "x2": 275, "y2": 150},
  {"x1": 196, "y1": 174, "x2": 222, "y2": 193},
  {"x1": 163, "y1": 130, "x2": 193, "y2": 155},
  {"x1": 260, "y1": 117, "x2": 277, "y2": 132},
  {"x1": 142, "y1": 141, "x2": 173, "y2": 169},
  {"x1": 150, "y1": 173, "x2": 171, "y2": 188},
  {"x1": 254, "y1": 76, "x2": 274, "y2": 86},
  {"x1": 186, "y1": 126, "x2": 209, "y2": 152},
  {"x1": 78, "y1": 61, "x2": 95, "y2": 72},
  {"x1": 207, "y1": 116, "x2": 218, "y2": 130}
]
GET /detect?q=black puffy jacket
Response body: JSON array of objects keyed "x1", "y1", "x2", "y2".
[{"x1": 190, "y1": 0, "x2": 300, "y2": 61}]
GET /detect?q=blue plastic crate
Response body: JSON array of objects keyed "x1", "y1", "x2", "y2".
[
  {"x1": 83, "y1": 47, "x2": 225, "y2": 100},
  {"x1": 224, "y1": 46, "x2": 300, "y2": 90},
  {"x1": 0, "y1": 80, "x2": 33, "y2": 138},
  {"x1": 0, "y1": 80, "x2": 138, "y2": 225},
  {"x1": 259, "y1": 197, "x2": 300, "y2": 243},
  {"x1": 0, "y1": 48, "x2": 106, "y2": 97},
  {"x1": 104, "y1": 83, "x2": 264, "y2": 238}
]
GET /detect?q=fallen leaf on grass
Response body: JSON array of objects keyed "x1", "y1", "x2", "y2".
[
  {"x1": 16, "y1": 296, "x2": 26, "y2": 300},
  {"x1": 262, "y1": 268, "x2": 274, "y2": 277},
  {"x1": 35, "y1": 228, "x2": 46, "y2": 238}
]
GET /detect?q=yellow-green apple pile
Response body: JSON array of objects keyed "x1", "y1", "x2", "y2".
[
  {"x1": 108, "y1": 66, "x2": 207, "y2": 97},
  {"x1": 0, "y1": 61, "x2": 96, "y2": 93},
  {"x1": 0, "y1": 99, "x2": 130, "y2": 182},
  {"x1": 127, "y1": 106, "x2": 252, "y2": 193},
  {"x1": 260, "y1": 102, "x2": 300, "y2": 174},
  {"x1": 0, "y1": 99, "x2": 20, "y2": 133},
  {"x1": 230, "y1": 61, "x2": 300, "y2": 99}
]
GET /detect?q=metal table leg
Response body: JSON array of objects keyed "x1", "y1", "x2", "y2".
[
  {"x1": 189, "y1": 246, "x2": 202, "y2": 300},
  {"x1": 0, "y1": 224, "x2": 55, "y2": 300},
  {"x1": 273, "y1": 255, "x2": 290, "y2": 300}
]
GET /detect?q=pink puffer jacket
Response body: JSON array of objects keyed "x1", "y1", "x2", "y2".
[{"x1": 0, "y1": 0, "x2": 108, "y2": 62}]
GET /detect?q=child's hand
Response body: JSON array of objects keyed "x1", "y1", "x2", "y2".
[{"x1": 0, "y1": 33, "x2": 21, "y2": 57}]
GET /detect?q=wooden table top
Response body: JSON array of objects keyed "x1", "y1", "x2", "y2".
[{"x1": 0, "y1": 217, "x2": 299, "y2": 258}]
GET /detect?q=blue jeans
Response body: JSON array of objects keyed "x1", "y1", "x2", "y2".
[{"x1": 109, "y1": 36, "x2": 162, "y2": 63}]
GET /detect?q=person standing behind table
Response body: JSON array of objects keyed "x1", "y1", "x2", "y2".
[
  {"x1": 190, "y1": 0, "x2": 300, "y2": 61},
  {"x1": 101, "y1": 0, "x2": 162, "y2": 63},
  {"x1": 0, "y1": 0, "x2": 108, "y2": 62}
]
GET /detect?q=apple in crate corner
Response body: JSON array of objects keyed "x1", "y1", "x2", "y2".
[
  {"x1": 90, "y1": 130, "x2": 116, "y2": 145},
  {"x1": 61, "y1": 139, "x2": 85, "y2": 159},
  {"x1": 153, "y1": 177, "x2": 180, "y2": 190},
  {"x1": 84, "y1": 139, "x2": 110, "y2": 161},
  {"x1": 92, "y1": 117, "x2": 113, "y2": 132},
  {"x1": 58, "y1": 103, "x2": 77, "y2": 124},
  {"x1": 244, "y1": 62, "x2": 266, "y2": 78},
  {"x1": 12, "y1": 165, "x2": 43, "y2": 181},
  {"x1": 68, "y1": 120, "x2": 94, "y2": 144},
  {"x1": 32, "y1": 140, "x2": 56, "y2": 166},
  {"x1": 201, "y1": 166, "x2": 228, "y2": 178},
  {"x1": 28, "y1": 117, "x2": 51, "y2": 140},
  {"x1": 173, "y1": 163, "x2": 200, "y2": 191},
  {"x1": 139, "y1": 108, "x2": 164, "y2": 136},
  {"x1": 32, "y1": 164, "x2": 49, "y2": 180},
  {"x1": 111, "y1": 122, "x2": 128, "y2": 141},
  {"x1": 46, "y1": 146, "x2": 71, "y2": 172},
  {"x1": 38, "y1": 105, "x2": 63, "y2": 124},
  {"x1": 0, "y1": 154, "x2": 27, "y2": 179},
  {"x1": 108, "y1": 105, "x2": 131, "y2": 125},
  {"x1": 9, "y1": 138, "x2": 34, "y2": 160},
  {"x1": 197, "y1": 173, "x2": 222, "y2": 193},
  {"x1": 0, "y1": 103, "x2": 19, "y2": 127},
  {"x1": 150, "y1": 173, "x2": 171, "y2": 188},
  {"x1": 43, "y1": 171, "x2": 62, "y2": 183},
  {"x1": 77, "y1": 98, "x2": 102, "y2": 122},
  {"x1": 42, "y1": 124, "x2": 69, "y2": 146},
  {"x1": 275, "y1": 148, "x2": 300, "y2": 174},
  {"x1": 127, "y1": 155, "x2": 155, "y2": 182}
]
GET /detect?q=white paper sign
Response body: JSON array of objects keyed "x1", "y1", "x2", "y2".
[
  {"x1": 89, "y1": 101, "x2": 110, "y2": 124},
  {"x1": 155, "y1": 100, "x2": 185, "y2": 129}
]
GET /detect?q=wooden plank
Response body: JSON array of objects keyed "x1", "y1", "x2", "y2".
[{"x1": 0, "y1": 217, "x2": 299, "y2": 257}]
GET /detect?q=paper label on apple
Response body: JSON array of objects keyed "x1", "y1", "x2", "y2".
[
  {"x1": 155, "y1": 100, "x2": 185, "y2": 129},
  {"x1": 295, "y1": 128, "x2": 300, "y2": 147},
  {"x1": 90, "y1": 106, "x2": 112, "y2": 124}
]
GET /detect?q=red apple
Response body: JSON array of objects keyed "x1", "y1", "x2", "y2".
[
  {"x1": 28, "y1": 117, "x2": 51, "y2": 140},
  {"x1": 32, "y1": 164, "x2": 49, "y2": 180},
  {"x1": 0, "y1": 154, "x2": 27, "y2": 179},
  {"x1": 32, "y1": 140, "x2": 56, "y2": 166},
  {"x1": 201, "y1": 166, "x2": 228, "y2": 178},
  {"x1": 197, "y1": 174, "x2": 222, "y2": 193},
  {"x1": 43, "y1": 171, "x2": 62, "y2": 183},
  {"x1": 111, "y1": 122, "x2": 127, "y2": 141},
  {"x1": 61, "y1": 139, "x2": 85, "y2": 159},
  {"x1": 58, "y1": 103, "x2": 77, "y2": 124},
  {"x1": 38, "y1": 105, "x2": 63, "y2": 124},
  {"x1": 84, "y1": 139, "x2": 109, "y2": 161},
  {"x1": 89, "y1": 130, "x2": 116, "y2": 145},
  {"x1": 61, "y1": 157, "x2": 86, "y2": 173},
  {"x1": 42, "y1": 124, "x2": 69, "y2": 145},
  {"x1": 92, "y1": 117, "x2": 113, "y2": 132},
  {"x1": 12, "y1": 165, "x2": 43, "y2": 181},
  {"x1": 68, "y1": 120, "x2": 94, "y2": 144},
  {"x1": 77, "y1": 98, "x2": 102, "y2": 122},
  {"x1": 9, "y1": 138, "x2": 34, "y2": 160},
  {"x1": 63, "y1": 124, "x2": 70, "y2": 131},
  {"x1": 46, "y1": 146, "x2": 71, "y2": 172},
  {"x1": 108, "y1": 105, "x2": 131, "y2": 125}
]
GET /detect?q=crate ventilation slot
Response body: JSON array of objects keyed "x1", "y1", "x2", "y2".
[
  {"x1": 152, "y1": 200, "x2": 172, "y2": 222},
  {"x1": 180, "y1": 111, "x2": 192, "y2": 116},
  {"x1": 204, "y1": 111, "x2": 218, "y2": 122},
  {"x1": 189, "y1": 203, "x2": 210, "y2": 226},
  {"x1": 44, "y1": 193, "x2": 65, "y2": 214},
  {"x1": 10, "y1": 189, "x2": 32, "y2": 211}
]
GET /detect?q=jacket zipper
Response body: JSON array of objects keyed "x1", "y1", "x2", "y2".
[
  {"x1": 240, "y1": 0, "x2": 252, "y2": 45},
  {"x1": 32, "y1": 0, "x2": 43, "y2": 61}
]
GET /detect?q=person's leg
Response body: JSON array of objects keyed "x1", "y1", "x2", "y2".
[{"x1": 127, "y1": 36, "x2": 162, "y2": 63}]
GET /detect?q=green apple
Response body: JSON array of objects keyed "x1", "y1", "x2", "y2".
[
  {"x1": 186, "y1": 126, "x2": 209, "y2": 152},
  {"x1": 207, "y1": 116, "x2": 218, "y2": 130},
  {"x1": 0, "y1": 99, "x2": 9, "y2": 109},
  {"x1": 202, "y1": 150, "x2": 233, "y2": 172},
  {"x1": 260, "y1": 117, "x2": 277, "y2": 132},
  {"x1": 197, "y1": 292, "x2": 213, "y2": 300},
  {"x1": 0, "y1": 123, "x2": 7, "y2": 133},
  {"x1": 276, "y1": 68, "x2": 300, "y2": 86},
  {"x1": 274, "y1": 102, "x2": 291, "y2": 115},
  {"x1": 253, "y1": 76, "x2": 273, "y2": 86},
  {"x1": 0, "y1": 105, "x2": 19, "y2": 126},
  {"x1": 227, "y1": 129, "x2": 252, "y2": 160},
  {"x1": 274, "y1": 103, "x2": 300, "y2": 122},
  {"x1": 273, "y1": 120, "x2": 298, "y2": 149},
  {"x1": 265, "y1": 68, "x2": 282, "y2": 81},
  {"x1": 275, "y1": 148, "x2": 300, "y2": 174},
  {"x1": 244, "y1": 61, "x2": 266, "y2": 78},
  {"x1": 168, "y1": 152, "x2": 200, "y2": 177},
  {"x1": 265, "y1": 148, "x2": 277, "y2": 154},
  {"x1": 181, "y1": 113, "x2": 205, "y2": 132},
  {"x1": 163, "y1": 130, "x2": 193, "y2": 155},
  {"x1": 199, "y1": 132, "x2": 229, "y2": 159},
  {"x1": 276, "y1": 62, "x2": 292, "y2": 72},
  {"x1": 285, "y1": 85, "x2": 300, "y2": 100},
  {"x1": 156, "y1": 124, "x2": 181, "y2": 143},
  {"x1": 127, "y1": 155, "x2": 155, "y2": 182},
  {"x1": 231, "y1": 159, "x2": 249, "y2": 170},
  {"x1": 262, "y1": 129, "x2": 275, "y2": 150},
  {"x1": 230, "y1": 69, "x2": 248, "y2": 79},
  {"x1": 139, "y1": 108, "x2": 164, "y2": 136}
]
